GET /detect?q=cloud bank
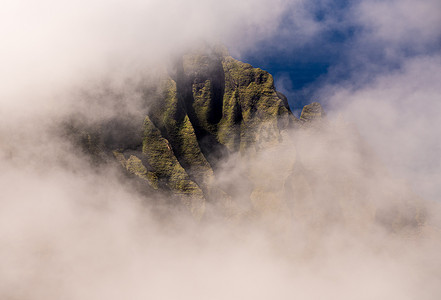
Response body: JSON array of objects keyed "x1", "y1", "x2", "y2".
[{"x1": 1, "y1": 0, "x2": 441, "y2": 299}]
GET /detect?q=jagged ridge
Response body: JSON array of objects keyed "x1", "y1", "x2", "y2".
[
  {"x1": 109, "y1": 47, "x2": 306, "y2": 216},
  {"x1": 70, "y1": 47, "x2": 423, "y2": 230}
]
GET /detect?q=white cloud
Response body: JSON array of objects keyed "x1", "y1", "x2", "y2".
[
  {"x1": 357, "y1": 0, "x2": 441, "y2": 47},
  {"x1": 325, "y1": 54, "x2": 441, "y2": 201},
  {"x1": 1, "y1": 1, "x2": 441, "y2": 299},
  {"x1": 0, "y1": 0, "x2": 295, "y2": 112}
]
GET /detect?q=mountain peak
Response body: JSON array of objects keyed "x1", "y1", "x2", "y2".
[{"x1": 70, "y1": 49, "x2": 329, "y2": 218}]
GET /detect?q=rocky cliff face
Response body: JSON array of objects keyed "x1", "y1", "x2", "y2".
[
  {"x1": 73, "y1": 47, "x2": 306, "y2": 217},
  {"x1": 142, "y1": 48, "x2": 303, "y2": 216},
  {"x1": 70, "y1": 46, "x2": 424, "y2": 230}
]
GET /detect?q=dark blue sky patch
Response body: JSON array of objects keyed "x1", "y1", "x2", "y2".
[
  {"x1": 228, "y1": 0, "x2": 440, "y2": 112},
  {"x1": 233, "y1": 0, "x2": 362, "y2": 110}
]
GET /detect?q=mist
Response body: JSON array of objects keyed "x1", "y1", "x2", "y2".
[{"x1": 1, "y1": 0, "x2": 441, "y2": 299}]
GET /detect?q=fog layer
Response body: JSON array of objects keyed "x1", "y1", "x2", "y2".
[{"x1": 1, "y1": 0, "x2": 440, "y2": 299}]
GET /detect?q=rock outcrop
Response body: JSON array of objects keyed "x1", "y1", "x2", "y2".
[
  {"x1": 90, "y1": 47, "x2": 303, "y2": 217},
  {"x1": 300, "y1": 102, "x2": 326, "y2": 122},
  {"x1": 69, "y1": 46, "x2": 424, "y2": 231}
]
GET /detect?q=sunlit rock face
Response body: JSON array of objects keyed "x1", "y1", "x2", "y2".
[
  {"x1": 70, "y1": 46, "x2": 300, "y2": 216},
  {"x1": 70, "y1": 46, "x2": 424, "y2": 232},
  {"x1": 300, "y1": 102, "x2": 326, "y2": 123}
]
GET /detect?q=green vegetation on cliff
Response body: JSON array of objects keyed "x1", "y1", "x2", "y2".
[
  {"x1": 219, "y1": 56, "x2": 295, "y2": 150},
  {"x1": 70, "y1": 48, "x2": 335, "y2": 219},
  {"x1": 67, "y1": 46, "x2": 424, "y2": 231},
  {"x1": 142, "y1": 116, "x2": 202, "y2": 196}
]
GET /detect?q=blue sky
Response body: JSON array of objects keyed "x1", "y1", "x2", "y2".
[
  {"x1": 240, "y1": 0, "x2": 354, "y2": 110},
  {"x1": 228, "y1": 0, "x2": 441, "y2": 113}
]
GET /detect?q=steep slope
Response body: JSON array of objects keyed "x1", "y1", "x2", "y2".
[
  {"x1": 70, "y1": 47, "x2": 424, "y2": 231},
  {"x1": 100, "y1": 47, "x2": 300, "y2": 217}
]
